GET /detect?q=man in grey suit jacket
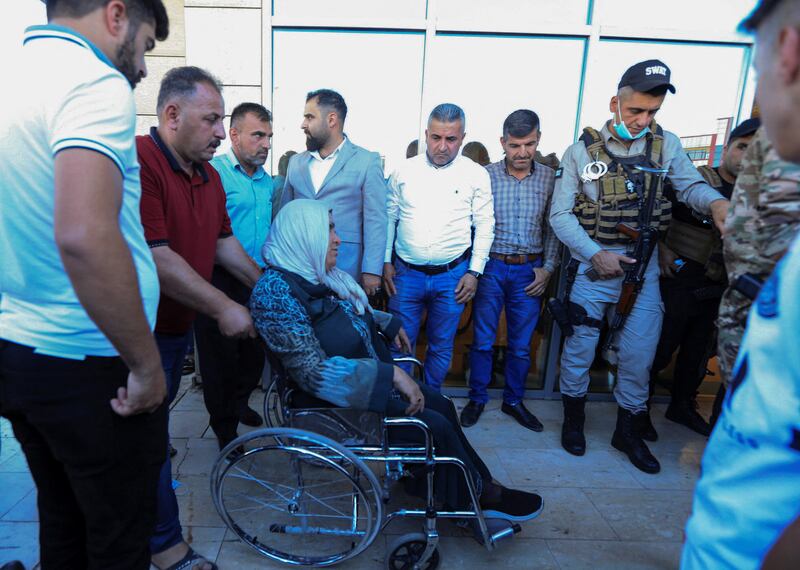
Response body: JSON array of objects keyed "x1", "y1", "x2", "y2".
[{"x1": 281, "y1": 89, "x2": 387, "y2": 294}]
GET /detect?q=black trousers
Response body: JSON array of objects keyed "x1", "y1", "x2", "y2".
[
  {"x1": 386, "y1": 384, "x2": 492, "y2": 509},
  {"x1": 651, "y1": 272, "x2": 721, "y2": 403},
  {"x1": 194, "y1": 265, "x2": 265, "y2": 446},
  {"x1": 0, "y1": 340, "x2": 166, "y2": 569}
]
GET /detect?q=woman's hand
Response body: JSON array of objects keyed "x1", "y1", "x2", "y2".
[
  {"x1": 393, "y1": 327, "x2": 412, "y2": 353},
  {"x1": 393, "y1": 366, "x2": 425, "y2": 415}
]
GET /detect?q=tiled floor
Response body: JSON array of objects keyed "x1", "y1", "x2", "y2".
[{"x1": 0, "y1": 379, "x2": 710, "y2": 569}]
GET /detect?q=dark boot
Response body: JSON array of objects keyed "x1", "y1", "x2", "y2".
[
  {"x1": 666, "y1": 399, "x2": 711, "y2": 437},
  {"x1": 561, "y1": 395, "x2": 586, "y2": 456},
  {"x1": 636, "y1": 408, "x2": 659, "y2": 442},
  {"x1": 611, "y1": 407, "x2": 661, "y2": 474}
]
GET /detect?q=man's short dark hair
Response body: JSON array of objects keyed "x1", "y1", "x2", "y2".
[
  {"x1": 429, "y1": 103, "x2": 466, "y2": 131},
  {"x1": 230, "y1": 102, "x2": 272, "y2": 129},
  {"x1": 502, "y1": 109, "x2": 540, "y2": 139},
  {"x1": 740, "y1": 0, "x2": 781, "y2": 31},
  {"x1": 306, "y1": 89, "x2": 347, "y2": 123},
  {"x1": 156, "y1": 66, "x2": 223, "y2": 114},
  {"x1": 46, "y1": 0, "x2": 169, "y2": 41}
]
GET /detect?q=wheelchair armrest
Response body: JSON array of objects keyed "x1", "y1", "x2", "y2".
[{"x1": 392, "y1": 356, "x2": 426, "y2": 384}]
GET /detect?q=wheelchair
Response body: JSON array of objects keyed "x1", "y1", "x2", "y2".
[{"x1": 210, "y1": 349, "x2": 523, "y2": 569}]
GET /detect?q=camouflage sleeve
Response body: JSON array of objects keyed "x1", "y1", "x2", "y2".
[{"x1": 724, "y1": 128, "x2": 800, "y2": 279}]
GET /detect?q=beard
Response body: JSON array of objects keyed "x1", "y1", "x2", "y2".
[
  {"x1": 305, "y1": 130, "x2": 327, "y2": 152},
  {"x1": 116, "y1": 26, "x2": 141, "y2": 88}
]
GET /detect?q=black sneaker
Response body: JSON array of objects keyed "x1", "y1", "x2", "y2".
[
  {"x1": 480, "y1": 487, "x2": 544, "y2": 522},
  {"x1": 460, "y1": 400, "x2": 485, "y2": 427},
  {"x1": 238, "y1": 405, "x2": 264, "y2": 427}
]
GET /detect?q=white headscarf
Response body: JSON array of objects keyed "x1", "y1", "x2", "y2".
[{"x1": 262, "y1": 199, "x2": 372, "y2": 315}]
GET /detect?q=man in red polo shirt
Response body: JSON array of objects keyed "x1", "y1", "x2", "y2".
[{"x1": 138, "y1": 66, "x2": 261, "y2": 570}]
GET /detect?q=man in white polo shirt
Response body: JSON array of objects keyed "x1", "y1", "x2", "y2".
[
  {"x1": 0, "y1": 1, "x2": 168, "y2": 567},
  {"x1": 383, "y1": 103, "x2": 495, "y2": 392}
]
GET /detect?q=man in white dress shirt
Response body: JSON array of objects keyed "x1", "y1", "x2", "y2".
[{"x1": 383, "y1": 103, "x2": 495, "y2": 391}]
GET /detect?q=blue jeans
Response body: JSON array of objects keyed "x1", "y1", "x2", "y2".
[
  {"x1": 468, "y1": 258, "x2": 543, "y2": 405},
  {"x1": 388, "y1": 258, "x2": 468, "y2": 391},
  {"x1": 150, "y1": 332, "x2": 191, "y2": 554}
]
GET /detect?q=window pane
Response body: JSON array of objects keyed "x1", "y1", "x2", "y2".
[
  {"x1": 580, "y1": 40, "x2": 748, "y2": 144},
  {"x1": 274, "y1": 0, "x2": 426, "y2": 21},
  {"x1": 424, "y1": 33, "x2": 586, "y2": 165},
  {"x1": 592, "y1": 0, "x2": 757, "y2": 34},
  {"x1": 272, "y1": 29, "x2": 425, "y2": 176},
  {"x1": 438, "y1": 0, "x2": 590, "y2": 26}
]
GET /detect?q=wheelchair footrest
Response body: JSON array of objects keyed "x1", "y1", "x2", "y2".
[{"x1": 489, "y1": 519, "x2": 522, "y2": 544}]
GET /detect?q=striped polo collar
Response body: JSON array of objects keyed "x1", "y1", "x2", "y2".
[{"x1": 24, "y1": 24, "x2": 115, "y2": 69}]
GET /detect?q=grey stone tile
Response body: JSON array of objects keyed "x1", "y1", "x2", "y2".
[
  {"x1": 176, "y1": 475, "x2": 225, "y2": 527},
  {"x1": 584, "y1": 488, "x2": 693, "y2": 542},
  {"x1": 169, "y1": 410, "x2": 211, "y2": 439},
  {"x1": 184, "y1": 525, "x2": 226, "y2": 564},
  {"x1": 618, "y1": 451, "x2": 703, "y2": 490},
  {"x1": 435, "y1": 536, "x2": 559, "y2": 569},
  {"x1": 547, "y1": 538, "x2": 683, "y2": 570},
  {"x1": 172, "y1": 388, "x2": 210, "y2": 412},
  {"x1": 176, "y1": 438, "x2": 222, "y2": 477},
  {"x1": 0, "y1": 472, "x2": 35, "y2": 517},
  {"x1": 1, "y1": 489, "x2": 38, "y2": 522},
  {"x1": 0, "y1": 447, "x2": 30, "y2": 473},
  {"x1": 473, "y1": 446, "x2": 512, "y2": 484},
  {"x1": 513, "y1": 487, "x2": 618, "y2": 541},
  {"x1": 497, "y1": 449, "x2": 643, "y2": 489},
  {"x1": 216, "y1": 530, "x2": 386, "y2": 567},
  {"x1": 170, "y1": 438, "x2": 190, "y2": 477},
  {"x1": 0, "y1": 521, "x2": 39, "y2": 567}
]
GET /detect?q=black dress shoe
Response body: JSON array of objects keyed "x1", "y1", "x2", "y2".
[
  {"x1": 1, "y1": 561, "x2": 26, "y2": 570},
  {"x1": 666, "y1": 400, "x2": 711, "y2": 436},
  {"x1": 611, "y1": 407, "x2": 660, "y2": 474},
  {"x1": 501, "y1": 401, "x2": 543, "y2": 432},
  {"x1": 239, "y1": 405, "x2": 264, "y2": 427},
  {"x1": 636, "y1": 410, "x2": 659, "y2": 442},
  {"x1": 460, "y1": 400, "x2": 485, "y2": 427}
]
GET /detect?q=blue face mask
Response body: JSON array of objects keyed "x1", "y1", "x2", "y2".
[{"x1": 613, "y1": 109, "x2": 649, "y2": 141}]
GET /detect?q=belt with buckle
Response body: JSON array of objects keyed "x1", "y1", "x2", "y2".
[
  {"x1": 489, "y1": 252, "x2": 541, "y2": 265},
  {"x1": 398, "y1": 249, "x2": 470, "y2": 275}
]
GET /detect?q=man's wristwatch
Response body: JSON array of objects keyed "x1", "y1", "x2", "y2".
[{"x1": 467, "y1": 270, "x2": 481, "y2": 279}]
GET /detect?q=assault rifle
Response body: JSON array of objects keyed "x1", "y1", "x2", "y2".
[{"x1": 602, "y1": 165, "x2": 669, "y2": 363}]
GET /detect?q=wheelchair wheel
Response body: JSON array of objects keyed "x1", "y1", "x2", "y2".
[
  {"x1": 211, "y1": 428, "x2": 383, "y2": 566},
  {"x1": 385, "y1": 532, "x2": 441, "y2": 570},
  {"x1": 262, "y1": 378, "x2": 285, "y2": 428}
]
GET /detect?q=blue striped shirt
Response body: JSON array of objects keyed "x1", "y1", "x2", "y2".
[{"x1": 485, "y1": 159, "x2": 560, "y2": 272}]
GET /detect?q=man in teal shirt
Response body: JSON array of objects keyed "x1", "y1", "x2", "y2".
[{"x1": 197, "y1": 102, "x2": 274, "y2": 448}]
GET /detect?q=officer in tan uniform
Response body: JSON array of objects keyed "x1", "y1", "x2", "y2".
[
  {"x1": 713, "y1": 125, "x2": 800, "y2": 425},
  {"x1": 549, "y1": 60, "x2": 729, "y2": 474},
  {"x1": 651, "y1": 118, "x2": 760, "y2": 437}
]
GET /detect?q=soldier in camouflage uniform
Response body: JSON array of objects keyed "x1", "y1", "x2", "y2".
[{"x1": 714, "y1": 125, "x2": 800, "y2": 424}]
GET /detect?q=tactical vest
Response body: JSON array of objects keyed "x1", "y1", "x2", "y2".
[
  {"x1": 663, "y1": 164, "x2": 726, "y2": 282},
  {"x1": 572, "y1": 122, "x2": 672, "y2": 245}
]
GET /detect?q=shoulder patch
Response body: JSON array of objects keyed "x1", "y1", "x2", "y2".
[{"x1": 555, "y1": 167, "x2": 563, "y2": 179}]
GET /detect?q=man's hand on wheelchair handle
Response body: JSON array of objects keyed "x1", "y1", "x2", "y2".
[
  {"x1": 393, "y1": 365, "x2": 425, "y2": 416},
  {"x1": 393, "y1": 327, "x2": 412, "y2": 353}
]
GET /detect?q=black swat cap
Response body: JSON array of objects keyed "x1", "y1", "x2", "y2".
[
  {"x1": 618, "y1": 59, "x2": 676, "y2": 94},
  {"x1": 728, "y1": 117, "x2": 761, "y2": 142}
]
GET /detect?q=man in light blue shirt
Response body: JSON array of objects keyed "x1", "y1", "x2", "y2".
[{"x1": 198, "y1": 102, "x2": 274, "y2": 447}]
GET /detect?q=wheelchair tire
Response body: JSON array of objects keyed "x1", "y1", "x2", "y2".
[
  {"x1": 211, "y1": 427, "x2": 383, "y2": 567},
  {"x1": 262, "y1": 378, "x2": 285, "y2": 428},
  {"x1": 385, "y1": 532, "x2": 441, "y2": 570}
]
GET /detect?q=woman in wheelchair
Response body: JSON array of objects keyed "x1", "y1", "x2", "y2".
[{"x1": 249, "y1": 199, "x2": 543, "y2": 524}]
